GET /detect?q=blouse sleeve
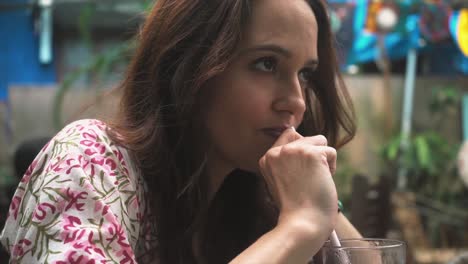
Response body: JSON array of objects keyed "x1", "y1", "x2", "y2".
[{"x1": 0, "y1": 119, "x2": 142, "y2": 264}]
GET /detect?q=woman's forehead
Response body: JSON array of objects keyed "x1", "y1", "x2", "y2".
[{"x1": 242, "y1": 0, "x2": 317, "y2": 46}]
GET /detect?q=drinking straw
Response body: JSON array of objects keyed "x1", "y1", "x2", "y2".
[
  {"x1": 330, "y1": 230, "x2": 342, "y2": 247},
  {"x1": 327, "y1": 231, "x2": 351, "y2": 264}
]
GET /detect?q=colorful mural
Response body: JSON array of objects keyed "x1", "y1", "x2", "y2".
[{"x1": 328, "y1": 0, "x2": 468, "y2": 74}]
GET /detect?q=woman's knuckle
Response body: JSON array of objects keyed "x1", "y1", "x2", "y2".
[
  {"x1": 316, "y1": 135, "x2": 328, "y2": 145},
  {"x1": 280, "y1": 145, "x2": 295, "y2": 156},
  {"x1": 259, "y1": 156, "x2": 266, "y2": 167},
  {"x1": 302, "y1": 148, "x2": 316, "y2": 159},
  {"x1": 265, "y1": 147, "x2": 280, "y2": 160}
]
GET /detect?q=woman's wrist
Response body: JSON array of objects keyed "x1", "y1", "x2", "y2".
[
  {"x1": 277, "y1": 211, "x2": 332, "y2": 249},
  {"x1": 230, "y1": 215, "x2": 325, "y2": 264},
  {"x1": 273, "y1": 217, "x2": 327, "y2": 260}
]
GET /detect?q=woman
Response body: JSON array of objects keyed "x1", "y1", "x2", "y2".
[{"x1": 1, "y1": 0, "x2": 361, "y2": 263}]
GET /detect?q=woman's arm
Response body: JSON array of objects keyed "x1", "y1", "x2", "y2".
[
  {"x1": 229, "y1": 213, "x2": 362, "y2": 264},
  {"x1": 230, "y1": 129, "x2": 340, "y2": 263},
  {"x1": 335, "y1": 213, "x2": 362, "y2": 239},
  {"x1": 229, "y1": 216, "x2": 327, "y2": 264}
]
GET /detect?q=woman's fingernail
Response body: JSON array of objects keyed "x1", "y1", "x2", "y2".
[{"x1": 290, "y1": 126, "x2": 296, "y2": 131}]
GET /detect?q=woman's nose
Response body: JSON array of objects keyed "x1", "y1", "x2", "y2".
[{"x1": 272, "y1": 77, "x2": 306, "y2": 117}]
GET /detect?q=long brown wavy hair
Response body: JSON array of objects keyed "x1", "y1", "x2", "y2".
[{"x1": 108, "y1": 0, "x2": 356, "y2": 263}]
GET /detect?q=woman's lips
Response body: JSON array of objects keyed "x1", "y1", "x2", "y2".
[{"x1": 262, "y1": 127, "x2": 288, "y2": 138}]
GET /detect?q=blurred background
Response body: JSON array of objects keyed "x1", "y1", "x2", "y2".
[{"x1": 1, "y1": 0, "x2": 468, "y2": 263}]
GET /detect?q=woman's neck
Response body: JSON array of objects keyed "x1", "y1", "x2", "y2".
[{"x1": 205, "y1": 153, "x2": 234, "y2": 202}]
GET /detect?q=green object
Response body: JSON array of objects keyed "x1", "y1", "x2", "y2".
[{"x1": 338, "y1": 200, "x2": 344, "y2": 213}]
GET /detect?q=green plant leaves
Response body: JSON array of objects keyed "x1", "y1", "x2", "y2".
[
  {"x1": 78, "y1": 3, "x2": 95, "y2": 50},
  {"x1": 414, "y1": 135, "x2": 430, "y2": 169},
  {"x1": 383, "y1": 135, "x2": 402, "y2": 161}
]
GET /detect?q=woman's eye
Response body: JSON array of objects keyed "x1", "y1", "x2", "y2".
[
  {"x1": 298, "y1": 68, "x2": 315, "y2": 84},
  {"x1": 252, "y1": 57, "x2": 277, "y2": 72}
]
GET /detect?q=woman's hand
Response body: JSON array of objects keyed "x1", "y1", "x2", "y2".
[
  {"x1": 259, "y1": 128, "x2": 339, "y2": 241},
  {"x1": 230, "y1": 129, "x2": 343, "y2": 263}
]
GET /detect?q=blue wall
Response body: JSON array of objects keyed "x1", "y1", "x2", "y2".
[{"x1": 0, "y1": 0, "x2": 56, "y2": 101}]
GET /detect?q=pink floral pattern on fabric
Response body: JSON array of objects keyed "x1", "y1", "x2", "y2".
[{"x1": 1, "y1": 119, "x2": 158, "y2": 263}]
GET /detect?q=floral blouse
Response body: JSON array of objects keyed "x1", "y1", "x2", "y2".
[{"x1": 1, "y1": 119, "x2": 158, "y2": 263}]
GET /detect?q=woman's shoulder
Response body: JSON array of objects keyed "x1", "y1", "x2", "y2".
[
  {"x1": 53, "y1": 118, "x2": 132, "y2": 170},
  {"x1": 57, "y1": 118, "x2": 111, "y2": 142},
  {"x1": 50, "y1": 118, "x2": 143, "y2": 206}
]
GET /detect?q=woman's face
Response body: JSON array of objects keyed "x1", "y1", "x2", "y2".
[{"x1": 202, "y1": 0, "x2": 319, "y2": 176}]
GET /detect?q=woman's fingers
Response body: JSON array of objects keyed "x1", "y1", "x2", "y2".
[
  {"x1": 272, "y1": 128, "x2": 328, "y2": 148},
  {"x1": 271, "y1": 127, "x2": 302, "y2": 148},
  {"x1": 300, "y1": 135, "x2": 328, "y2": 146},
  {"x1": 283, "y1": 137, "x2": 336, "y2": 175},
  {"x1": 263, "y1": 129, "x2": 337, "y2": 177},
  {"x1": 262, "y1": 144, "x2": 337, "y2": 176},
  {"x1": 314, "y1": 146, "x2": 337, "y2": 175},
  {"x1": 259, "y1": 131, "x2": 340, "y2": 231}
]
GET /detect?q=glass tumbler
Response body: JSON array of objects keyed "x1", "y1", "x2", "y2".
[{"x1": 317, "y1": 238, "x2": 406, "y2": 264}]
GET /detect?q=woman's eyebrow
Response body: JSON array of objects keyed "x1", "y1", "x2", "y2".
[
  {"x1": 305, "y1": 59, "x2": 319, "y2": 68},
  {"x1": 238, "y1": 44, "x2": 319, "y2": 66},
  {"x1": 239, "y1": 44, "x2": 291, "y2": 57}
]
